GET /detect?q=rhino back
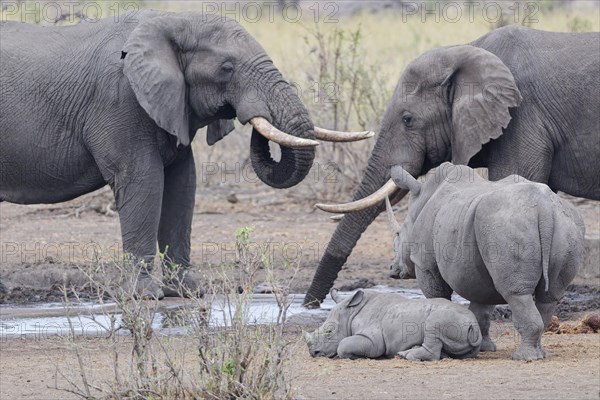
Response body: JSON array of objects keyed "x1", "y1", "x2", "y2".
[
  {"x1": 473, "y1": 182, "x2": 562, "y2": 299},
  {"x1": 410, "y1": 179, "x2": 503, "y2": 303}
]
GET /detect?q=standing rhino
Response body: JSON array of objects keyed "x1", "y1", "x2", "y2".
[
  {"x1": 303, "y1": 289, "x2": 481, "y2": 361},
  {"x1": 385, "y1": 162, "x2": 585, "y2": 360}
]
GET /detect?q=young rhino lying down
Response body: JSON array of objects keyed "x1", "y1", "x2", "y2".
[{"x1": 304, "y1": 289, "x2": 481, "y2": 361}]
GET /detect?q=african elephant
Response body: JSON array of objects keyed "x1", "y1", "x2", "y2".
[
  {"x1": 305, "y1": 25, "x2": 599, "y2": 306},
  {"x1": 304, "y1": 289, "x2": 482, "y2": 361},
  {"x1": 384, "y1": 163, "x2": 585, "y2": 360},
  {"x1": 0, "y1": 10, "x2": 370, "y2": 299}
]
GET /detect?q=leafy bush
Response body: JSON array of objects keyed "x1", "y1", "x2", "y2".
[
  {"x1": 299, "y1": 24, "x2": 392, "y2": 199},
  {"x1": 56, "y1": 227, "x2": 298, "y2": 399}
]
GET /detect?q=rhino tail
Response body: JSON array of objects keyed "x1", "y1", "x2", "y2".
[
  {"x1": 538, "y1": 199, "x2": 554, "y2": 292},
  {"x1": 467, "y1": 323, "x2": 482, "y2": 348}
]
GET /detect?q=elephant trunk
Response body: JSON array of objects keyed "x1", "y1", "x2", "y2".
[
  {"x1": 248, "y1": 74, "x2": 316, "y2": 189},
  {"x1": 250, "y1": 129, "x2": 315, "y2": 189},
  {"x1": 304, "y1": 139, "x2": 407, "y2": 307}
]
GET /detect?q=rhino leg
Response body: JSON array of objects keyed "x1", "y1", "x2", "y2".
[
  {"x1": 469, "y1": 302, "x2": 496, "y2": 352},
  {"x1": 534, "y1": 300, "x2": 556, "y2": 354},
  {"x1": 337, "y1": 335, "x2": 382, "y2": 359},
  {"x1": 417, "y1": 268, "x2": 453, "y2": 300},
  {"x1": 397, "y1": 333, "x2": 443, "y2": 361},
  {"x1": 506, "y1": 294, "x2": 546, "y2": 360},
  {"x1": 535, "y1": 301, "x2": 556, "y2": 331}
]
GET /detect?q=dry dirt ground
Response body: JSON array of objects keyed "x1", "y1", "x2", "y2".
[
  {"x1": 0, "y1": 186, "x2": 418, "y2": 302},
  {"x1": 1, "y1": 186, "x2": 599, "y2": 399},
  {"x1": 1, "y1": 186, "x2": 598, "y2": 301},
  {"x1": 0, "y1": 321, "x2": 599, "y2": 400}
]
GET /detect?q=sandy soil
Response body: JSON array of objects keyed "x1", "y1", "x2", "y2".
[
  {"x1": 0, "y1": 320, "x2": 599, "y2": 400},
  {"x1": 1, "y1": 186, "x2": 599, "y2": 399}
]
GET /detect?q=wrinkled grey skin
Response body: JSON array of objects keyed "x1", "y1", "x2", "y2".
[
  {"x1": 305, "y1": 26, "x2": 599, "y2": 307},
  {"x1": 304, "y1": 289, "x2": 481, "y2": 361},
  {"x1": 0, "y1": 11, "x2": 316, "y2": 298},
  {"x1": 387, "y1": 162, "x2": 585, "y2": 360}
]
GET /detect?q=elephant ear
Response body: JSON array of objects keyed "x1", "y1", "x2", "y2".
[
  {"x1": 443, "y1": 45, "x2": 522, "y2": 165},
  {"x1": 207, "y1": 119, "x2": 236, "y2": 146},
  {"x1": 122, "y1": 16, "x2": 191, "y2": 147}
]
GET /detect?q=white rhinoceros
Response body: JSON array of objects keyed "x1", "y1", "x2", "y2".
[{"x1": 385, "y1": 162, "x2": 586, "y2": 360}]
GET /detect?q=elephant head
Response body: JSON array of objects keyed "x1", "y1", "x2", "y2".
[
  {"x1": 122, "y1": 12, "x2": 372, "y2": 189},
  {"x1": 306, "y1": 45, "x2": 521, "y2": 306}
]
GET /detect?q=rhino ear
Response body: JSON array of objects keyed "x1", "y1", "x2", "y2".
[
  {"x1": 330, "y1": 288, "x2": 341, "y2": 303},
  {"x1": 391, "y1": 165, "x2": 421, "y2": 195},
  {"x1": 347, "y1": 290, "x2": 364, "y2": 308},
  {"x1": 207, "y1": 119, "x2": 236, "y2": 146}
]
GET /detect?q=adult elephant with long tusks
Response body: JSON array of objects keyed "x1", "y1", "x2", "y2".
[
  {"x1": 305, "y1": 25, "x2": 600, "y2": 307},
  {"x1": 0, "y1": 10, "x2": 371, "y2": 299}
]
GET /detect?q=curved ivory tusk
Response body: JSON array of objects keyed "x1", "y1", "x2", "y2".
[
  {"x1": 315, "y1": 179, "x2": 398, "y2": 213},
  {"x1": 250, "y1": 117, "x2": 319, "y2": 148},
  {"x1": 314, "y1": 127, "x2": 375, "y2": 142}
]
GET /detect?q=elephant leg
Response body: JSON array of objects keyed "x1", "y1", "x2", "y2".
[
  {"x1": 157, "y1": 149, "x2": 202, "y2": 297},
  {"x1": 468, "y1": 303, "x2": 497, "y2": 352},
  {"x1": 111, "y1": 153, "x2": 165, "y2": 300},
  {"x1": 504, "y1": 294, "x2": 546, "y2": 360},
  {"x1": 337, "y1": 335, "x2": 382, "y2": 359}
]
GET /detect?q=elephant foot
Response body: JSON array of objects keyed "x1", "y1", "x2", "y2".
[
  {"x1": 480, "y1": 336, "x2": 497, "y2": 352},
  {"x1": 512, "y1": 345, "x2": 546, "y2": 361},
  {"x1": 162, "y1": 269, "x2": 204, "y2": 298},
  {"x1": 126, "y1": 275, "x2": 164, "y2": 300}
]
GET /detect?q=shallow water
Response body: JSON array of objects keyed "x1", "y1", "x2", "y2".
[{"x1": 0, "y1": 287, "x2": 466, "y2": 339}]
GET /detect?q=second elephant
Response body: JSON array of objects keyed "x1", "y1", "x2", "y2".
[{"x1": 307, "y1": 25, "x2": 599, "y2": 306}]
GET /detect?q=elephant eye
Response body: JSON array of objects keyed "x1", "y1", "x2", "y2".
[
  {"x1": 402, "y1": 115, "x2": 413, "y2": 127},
  {"x1": 221, "y1": 61, "x2": 234, "y2": 74}
]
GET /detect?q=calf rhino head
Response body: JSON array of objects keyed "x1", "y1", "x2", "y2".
[
  {"x1": 303, "y1": 289, "x2": 365, "y2": 357},
  {"x1": 385, "y1": 197, "x2": 416, "y2": 279}
]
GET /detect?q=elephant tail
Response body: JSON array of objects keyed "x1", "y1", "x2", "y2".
[{"x1": 538, "y1": 198, "x2": 554, "y2": 292}]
